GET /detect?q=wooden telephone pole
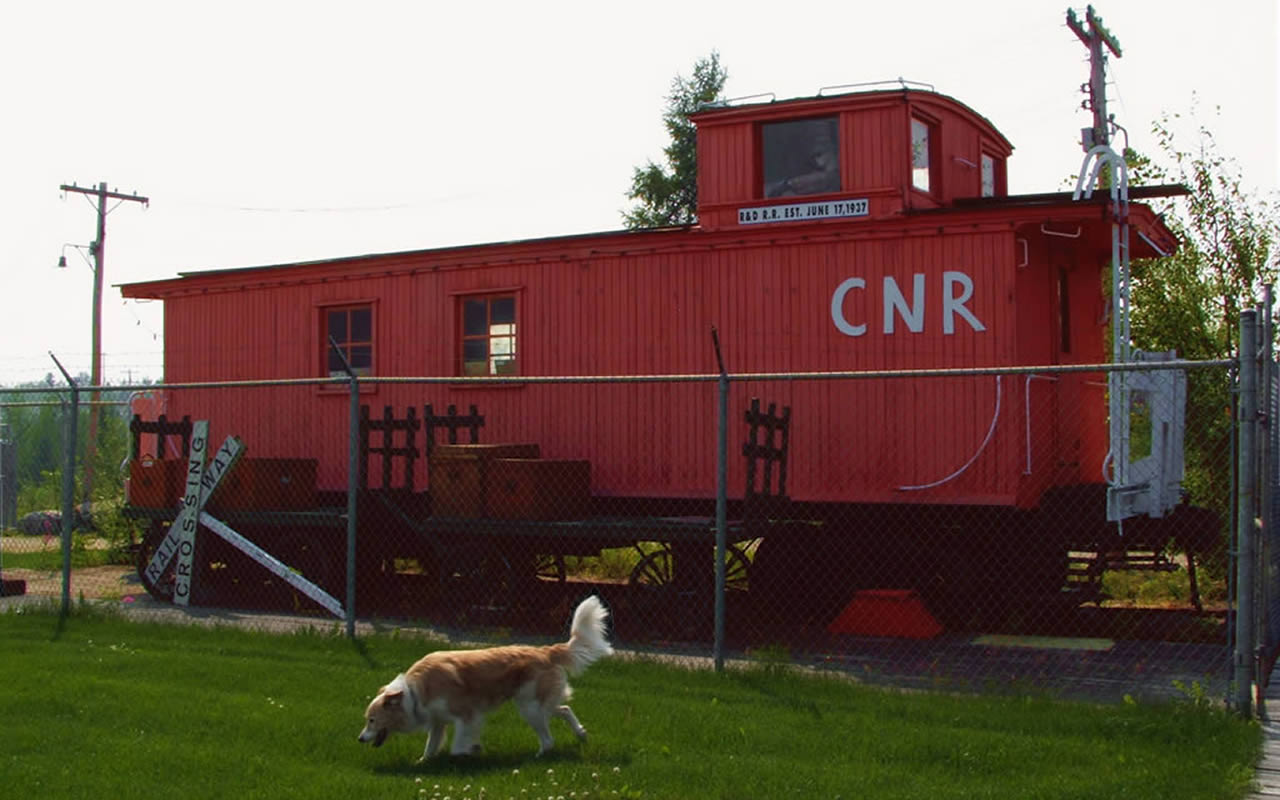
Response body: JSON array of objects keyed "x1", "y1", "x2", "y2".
[
  {"x1": 59, "y1": 181, "x2": 149, "y2": 513},
  {"x1": 1066, "y1": 5, "x2": 1123, "y2": 150}
]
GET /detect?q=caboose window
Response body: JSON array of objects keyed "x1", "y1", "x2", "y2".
[
  {"x1": 911, "y1": 117, "x2": 936, "y2": 193},
  {"x1": 981, "y1": 153, "x2": 997, "y2": 197},
  {"x1": 461, "y1": 294, "x2": 518, "y2": 376},
  {"x1": 762, "y1": 117, "x2": 840, "y2": 198},
  {"x1": 325, "y1": 305, "x2": 373, "y2": 377}
]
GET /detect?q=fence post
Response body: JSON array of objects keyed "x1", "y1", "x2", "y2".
[
  {"x1": 1260, "y1": 289, "x2": 1274, "y2": 718},
  {"x1": 712, "y1": 328, "x2": 728, "y2": 672},
  {"x1": 323, "y1": 336, "x2": 362, "y2": 639},
  {"x1": 345, "y1": 372, "x2": 359, "y2": 638},
  {"x1": 51, "y1": 356, "x2": 79, "y2": 616},
  {"x1": 1235, "y1": 309, "x2": 1259, "y2": 714}
]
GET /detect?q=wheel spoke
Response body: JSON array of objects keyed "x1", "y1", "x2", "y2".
[{"x1": 630, "y1": 546, "x2": 674, "y2": 586}]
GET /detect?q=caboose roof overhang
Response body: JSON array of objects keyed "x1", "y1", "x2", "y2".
[{"x1": 120, "y1": 189, "x2": 1180, "y2": 300}]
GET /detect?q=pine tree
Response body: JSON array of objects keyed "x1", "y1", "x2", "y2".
[{"x1": 623, "y1": 52, "x2": 728, "y2": 229}]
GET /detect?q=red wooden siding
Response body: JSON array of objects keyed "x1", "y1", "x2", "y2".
[
  {"x1": 149, "y1": 224, "x2": 1049, "y2": 506},
  {"x1": 124, "y1": 88, "x2": 1174, "y2": 513}
]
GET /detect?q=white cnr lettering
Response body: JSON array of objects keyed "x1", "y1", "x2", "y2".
[
  {"x1": 830, "y1": 278, "x2": 867, "y2": 336},
  {"x1": 942, "y1": 271, "x2": 986, "y2": 334},
  {"x1": 883, "y1": 274, "x2": 925, "y2": 334},
  {"x1": 830, "y1": 271, "x2": 986, "y2": 337}
]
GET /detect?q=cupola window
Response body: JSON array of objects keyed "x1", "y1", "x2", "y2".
[{"x1": 762, "y1": 117, "x2": 840, "y2": 198}]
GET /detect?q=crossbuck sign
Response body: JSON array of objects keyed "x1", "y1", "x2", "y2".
[{"x1": 142, "y1": 421, "x2": 342, "y2": 617}]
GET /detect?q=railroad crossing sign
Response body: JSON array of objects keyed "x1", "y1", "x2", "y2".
[{"x1": 142, "y1": 421, "x2": 342, "y2": 617}]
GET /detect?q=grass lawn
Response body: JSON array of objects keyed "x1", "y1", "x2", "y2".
[
  {"x1": 2, "y1": 534, "x2": 124, "y2": 571},
  {"x1": 0, "y1": 606, "x2": 1261, "y2": 800}
]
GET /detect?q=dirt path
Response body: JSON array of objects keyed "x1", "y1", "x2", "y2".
[{"x1": 3, "y1": 565, "x2": 140, "y2": 600}]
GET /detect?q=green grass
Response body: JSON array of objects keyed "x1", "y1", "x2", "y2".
[
  {"x1": 0, "y1": 607, "x2": 1261, "y2": 800},
  {"x1": 564, "y1": 542, "x2": 664, "y2": 582},
  {"x1": 0, "y1": 537, "x2": 122, "y2": 570}
]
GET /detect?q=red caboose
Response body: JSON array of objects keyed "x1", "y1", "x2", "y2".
[{"x1": 121, "y1": 85, "x2": 1193, "y2": 617}]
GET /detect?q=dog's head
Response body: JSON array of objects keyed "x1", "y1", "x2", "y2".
[{"x1": 358, "y1": 676, "x2": 413, "y2": 748}]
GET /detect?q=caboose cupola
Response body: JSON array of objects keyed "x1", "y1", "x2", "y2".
[{"x1": 690, "y1": 84, "x2": 1013, "y2": 230}]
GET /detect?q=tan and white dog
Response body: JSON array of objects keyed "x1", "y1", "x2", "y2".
[{"x1": 358, "y1": 595, "x2": 614, "y2": 759}]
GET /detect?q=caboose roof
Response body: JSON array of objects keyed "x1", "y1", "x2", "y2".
[
  {"x1": 119, "y1": 189, "x2": 1182, "y2": 299},
  {"x1": 690, "y1": 85, "x2": 1012, "y2": 151},
  {"x1": 119, "y1": 84, "x2": 1183, "y2": 299}
]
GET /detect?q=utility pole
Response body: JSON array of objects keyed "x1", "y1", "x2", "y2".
[
  {"x1": 59, "y1": 181, "x2": 149, "y2": 515},
  {"x1": 1066, "y1": 4, "x2": 1122, "y2": 150}
]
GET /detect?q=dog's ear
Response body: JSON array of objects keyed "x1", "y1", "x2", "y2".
[{"x1": 383, "y1": 690, "x2": 404, "y2": 708}]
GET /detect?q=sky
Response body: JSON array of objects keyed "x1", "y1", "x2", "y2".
[{"x1": 2, "y1": 0, "x2": 1276, "y2": 386}]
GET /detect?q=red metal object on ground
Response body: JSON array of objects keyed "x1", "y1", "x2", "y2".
[{"x1": 827, "y1": 589, "x2": 944, "y2": 639}]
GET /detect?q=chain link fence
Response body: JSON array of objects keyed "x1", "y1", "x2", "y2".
[{"x1": 0, "y1": 344, "x2": 1267, "y2": 709}]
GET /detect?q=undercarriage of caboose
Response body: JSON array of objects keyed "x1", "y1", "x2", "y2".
[{"x1": 123, "y1": 383, "x2": 1219, "y2": 643}]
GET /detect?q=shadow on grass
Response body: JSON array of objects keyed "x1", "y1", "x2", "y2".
[{"x1": 370, "y1": 746, "x2": 594, "y2": 776}]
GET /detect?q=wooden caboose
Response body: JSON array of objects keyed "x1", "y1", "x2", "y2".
[{"x1": 121, "y1": 85, "x2": 1193, "y2": 616}]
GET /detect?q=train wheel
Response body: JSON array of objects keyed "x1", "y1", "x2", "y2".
[
  {"x1": 627, "y1": 542, "x2": 747, "y2": 593},
  {"x1": 445, "y1": 545, "x2": 518, "y2": 619},
  {"x1": 626, "y1": 543, "x2": 752, "y2": 639},
  {"x1": 627, "y1": 544, "x2": 751, "y2": 592},
  {"x1": 725, "y1": 541, "x2": 755, "y2": 592},
  {"x1": 534, "y1": 553, "x2": 566, "y2": 583},
  {"x1": 628, "y1": 545, "x2": 673, "y2": 587}
]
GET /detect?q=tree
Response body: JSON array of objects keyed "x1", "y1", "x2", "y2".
[
  {"x1": 1129, "y1": 107, "x2": 1278, "y2": 361},
  {"x1": 1126, "y1": 105, "x2": 1279, "y2": 578},
  {"x1": 623, "y1": 52, "x2": 728, "y2": 229}
]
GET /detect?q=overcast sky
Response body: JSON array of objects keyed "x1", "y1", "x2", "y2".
[{"x1": 2, "y1": 0, "x2": 1276, "y2": 385}]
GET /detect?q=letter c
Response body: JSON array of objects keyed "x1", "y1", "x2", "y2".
[{"x1": 831, "y1": 278, "x2": 867, "y2": 337}]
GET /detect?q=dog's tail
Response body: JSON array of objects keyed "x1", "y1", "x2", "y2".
[{"x1": 565, "y1": 595, "x2": 614, "y2": 675}]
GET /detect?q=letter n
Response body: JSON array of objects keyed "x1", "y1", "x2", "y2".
[{"x1": 883, "y1": 274, "x2": 925, "y2": 334}]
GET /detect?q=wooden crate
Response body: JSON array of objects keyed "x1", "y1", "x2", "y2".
[
  {"x1": 487, "y1": 458, "x2": 591, "y2": 520},
  {"x1": 127, "y1": 456, "x2": 184, "y2": 508},
  {"x1": 211, "y1": 458, "x2": 318, "y2": 510},
  {"x1": 429, "y1": 443, "x2": 540, "y2": 518}
]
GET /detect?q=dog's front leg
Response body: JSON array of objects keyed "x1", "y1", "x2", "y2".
[
  {"x1": 421, "y1": 719, "x2": 448, "y2": 761},
  {"x1": 450, "y1": 717, "x2": 484, "y2": 755}
]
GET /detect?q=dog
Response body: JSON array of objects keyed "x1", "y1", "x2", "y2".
[{"x1": 358, "y1": 595, "x2": 613, "y2": 759}]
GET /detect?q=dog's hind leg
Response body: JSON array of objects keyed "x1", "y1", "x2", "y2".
[
  {"x1": 553, "y1": 705, "x2": 588, "y2": 741},
  {"x1": 516, "y1": 698, "x2": 556, "y2": 755}
]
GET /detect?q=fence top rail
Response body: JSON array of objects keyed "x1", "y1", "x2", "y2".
[
  {"x1": 0, "y1": 358, "x2": 1237, "y2": 396},
  {"x1": 0, "y1": 400, "x2": 128, "y2": 409}
]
